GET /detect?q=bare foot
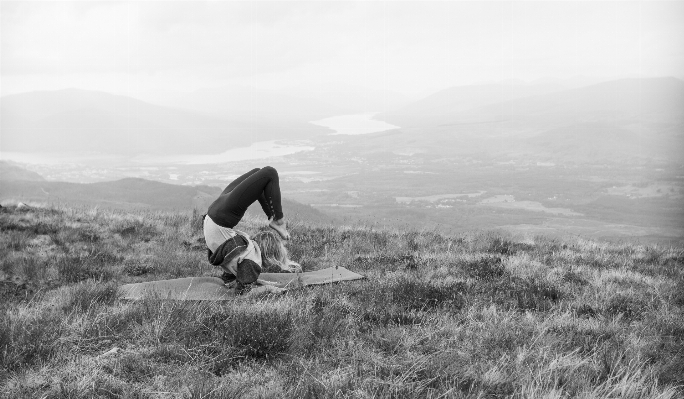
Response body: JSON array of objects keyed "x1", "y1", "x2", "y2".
[{"x1": 269, "y1": 217, "x2": 290, "y2": 240}]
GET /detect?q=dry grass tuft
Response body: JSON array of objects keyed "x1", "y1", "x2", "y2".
[{"x1": 0, "y1": 204, "x2": 682, "y2": 398}]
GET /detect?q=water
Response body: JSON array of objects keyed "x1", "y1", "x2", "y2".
[
  {"x1": 309, "y1": 113, "x2": 399, "y2": 135},
  {"x1": 138, "y1": 140, "x2": 316, "y2": 165},
  {"x1": 1, "y1": 140, "x2": 315, "y2": 166},
  {"x1": 396, "y1": 192, "x2": 486, "y2": 203},
  {"x1": 1, "y1": 112, "x2": 399, "y2": 181}
]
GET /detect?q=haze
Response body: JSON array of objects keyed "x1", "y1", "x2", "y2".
[{"x1": 3, "y1": 1, "x2": 683, "y2": 101}]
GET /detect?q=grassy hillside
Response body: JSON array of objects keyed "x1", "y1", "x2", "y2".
[{"x1": 1, "y1": 204, "x2": 683, "y2": 398}]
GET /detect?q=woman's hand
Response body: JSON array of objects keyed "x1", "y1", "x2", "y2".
[{"x1": 287, "y1": 260, "x2": 303, "y2": 273}]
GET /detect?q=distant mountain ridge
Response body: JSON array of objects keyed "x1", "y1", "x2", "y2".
[
  {"x1": 3, "y1": 78, "x2": 682, "y2": 163},
  {"x1": 379, "y1": 77, "x2": 684, "y2": 127},
  {"x1": 1, "y1": 89, "x2": 244, "y2": 155},
  {"x1": 0, "y1": 88, "x2": 330, "y2": 156},
  {"x1": 371, "y1": 77, "x2": 684, "y2": 161},
  {"x1": 376, "y1": 81, "x2": 567, "y2": 126}
]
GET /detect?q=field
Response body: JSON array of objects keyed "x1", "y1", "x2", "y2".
[{"x1": 1, "y1": 204, "x2": 683, "y2": 398}]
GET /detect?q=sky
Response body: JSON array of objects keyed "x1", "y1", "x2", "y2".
[{"x1": 2, "y1": 0, "x2": 683, "y2": 100}]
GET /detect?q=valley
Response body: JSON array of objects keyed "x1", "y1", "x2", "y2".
[
  {"x1": 2, "y1": 78, "x2": 683, "y2": 244},
  {"x1": 4, "y1": 141, "x2": 683, "y2": 244}
]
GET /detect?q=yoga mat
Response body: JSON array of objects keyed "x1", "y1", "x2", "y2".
[{"x1": 119, "y1": 267, "x2": 364, "y2": 300}]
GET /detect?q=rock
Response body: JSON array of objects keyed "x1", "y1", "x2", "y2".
[{"x1": 99, "y1": 347, "x2": 121, "y2": 357}]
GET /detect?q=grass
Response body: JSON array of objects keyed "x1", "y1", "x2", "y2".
[{"x1": 0, "y1": 204, "x2": 683, "y2": 398}]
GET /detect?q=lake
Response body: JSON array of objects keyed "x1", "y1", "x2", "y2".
[
  {"x1": 309, "y1": 113, "x2": 400, "y2": 135},
  {"x1": 136, "y1": 140, "x2": 316, "y2": 165},
  {"x1": 1, "y1": 140, "x2": 316, "y2": 167}
]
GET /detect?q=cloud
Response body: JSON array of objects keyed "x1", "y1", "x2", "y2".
[
  {"x1": 2, "y1": 1, "x2": 683, "y2": 96},
  {"x1": 3, "y1": 1, "x2": 361, "y2": 82}
]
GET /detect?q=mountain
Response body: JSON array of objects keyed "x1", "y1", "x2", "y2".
[
  {"x1": 373, "y1": 77, "x2": 684, "y2": 161},
  {"x1": 474, "y1": 77, "x2": 684, "y2": 126},
  {"x1": 145, "y1": 85, "x2": 344, "y2": 120},
  {"x1": 0, "y1": 89, "x2": 329, "y2": 156},
  {"x1": 0, "y1": 161, "x2": 45, "y2": 181},
  {"x1": 0, "y1": 175, "x2": 334, "y2": 224},
  {"x1": 379, "y1": 77, "x2": 684, "y2": 128},
  {"x1": 376, "y1": 81, "x2": 566, "y2": 127}
]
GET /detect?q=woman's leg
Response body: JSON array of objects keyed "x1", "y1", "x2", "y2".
[
  {"x1": 208, "y1": 166, "x2": 284, "y2": 229},
  {"x1": 228, "y1": 166, "x2": 289, "y2": 239},
  {"x1": 221, "y1": 168, "x2": 273, "y2": 218},
  {"x1": 226, "y1": 166, "x2": 283, "y2": 220}
]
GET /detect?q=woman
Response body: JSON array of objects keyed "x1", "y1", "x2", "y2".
[{"x1": 203, "y1": 166, "x2": 300, "y2": 293}]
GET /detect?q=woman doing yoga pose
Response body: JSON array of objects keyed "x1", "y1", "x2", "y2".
[{"x1": 203, "y1": 166, "x2": 300, "y2": 292}]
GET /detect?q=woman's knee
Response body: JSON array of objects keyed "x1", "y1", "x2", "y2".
[{"x1": 261, "y1": 166, "x2": 278, "y2": 178}]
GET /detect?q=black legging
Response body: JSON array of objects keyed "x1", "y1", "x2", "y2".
[{"x1": 207, "y1": 166, "x2": 284, "y2": 228}]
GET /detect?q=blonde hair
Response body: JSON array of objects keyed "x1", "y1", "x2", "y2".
[{"x1": 252, "y1": 230, "x2": 289, "y2": 273}]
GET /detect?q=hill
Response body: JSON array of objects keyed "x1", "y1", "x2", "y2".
[
  {"x1": 0, "y1": 89, "x2": 329, "y2": 156},
  {"x1": 0, "y1": 204, "x2": 682, "y2": 397},
  {"x1": 0, "y1": 176, "x2": 335, "y2": 225},
  {"x1": 0, "y1": 161, "x2": 45, "y2": 181}
]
